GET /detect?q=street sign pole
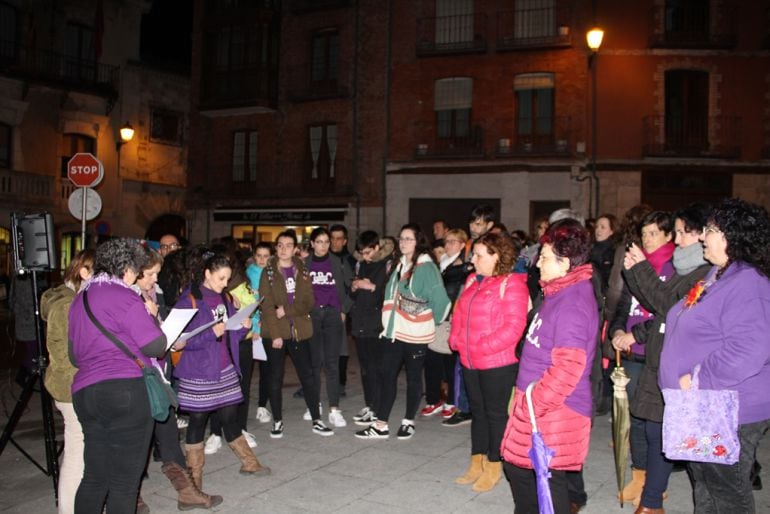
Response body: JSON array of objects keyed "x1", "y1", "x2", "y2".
[{"x1": 80, "y1": 187, "x2": 88, "y2": 250}]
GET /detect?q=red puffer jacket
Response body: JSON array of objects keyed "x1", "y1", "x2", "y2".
[
  {"x1": 449, "y1": 273, "x2": 529, "y2": 370},
  {"x1": 500, "y1": 347, "x2": 590, "y2": 470}
]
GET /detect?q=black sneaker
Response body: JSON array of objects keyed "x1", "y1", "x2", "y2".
[
  {"x1": 312, "y1": 420, "x2": 334, "y2": 436},
  {"x1": 270, "y1": 420, "x2": 284, "y2": 439},
  {"x1": 442, "y1": 411, "x2": 472, "y2": 427},
  {"x1": 396, "y1": 423, "x2": 415, "y2": 440},
  {"x1": 353, "y1": 407, "x2": 378, "y2": 426},
  {"x1": 354, "y1": 424, "x2": 389, "y2": 439}
]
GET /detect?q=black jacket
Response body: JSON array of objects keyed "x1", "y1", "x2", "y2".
[
  {"x1": 350, "y1": 252, "x2": 391, "y2": 338},
  {"x1": 625, "y1": 260, "x2": 710, "y2": 421}
]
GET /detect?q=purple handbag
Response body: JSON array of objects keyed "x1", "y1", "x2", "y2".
[{"x1": 661, "y1": 367, "x2": 740, "y2": 465}]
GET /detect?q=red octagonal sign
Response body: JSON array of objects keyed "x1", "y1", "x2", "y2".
[{"x1": 67, "y1": 153, "x2": 104, "y2": 188}]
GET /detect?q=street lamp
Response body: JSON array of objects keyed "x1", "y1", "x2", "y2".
[
  {"x1": 116, "y1": 122, "x2": 134, "y2": 222},
  {"x1": 587, "y1": 27, "x2": 603, "y2": 218},
  {"x1": 119, "y1": 122, "x2": 135, "y2": 145}
]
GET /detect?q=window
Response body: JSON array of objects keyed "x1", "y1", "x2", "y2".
[
  {"x1": 64, "y1": 23, "x2": 96, "y2": 81},
  {"x1": 309, "y1": 124, "x2": 338, "y2": 180},
  {"x1": 232, "y1": 130, "x2": 258, "y2": 181},
  {"x1": 60, "y1": 134, "x2": 95, "y2": 178},
  {"x1": 311, "y1": 29, "x2": 339, "y2": 85},
  {"x1": 665, "y1": 0, "x2": 709, "y2": 41},
  {"x1": 515, "y1": 73, "x2": 554, "y2": 148},
  {"x1": 0, "y1": 2, "x2": 17, "y2": 62},
  {"x1": 435, "y1": 0, "x2": 473, "y2": 45},
  {"x1": 435, "y1": 77, "x2": 473, "y2": 138},
  {"x1": 150, "y1": 109, "x2": 183, "y2": 146},
  {"x1": 0, "y1": 123, "x2": 10, "y2": 168},
  {"x1": 665, "y1": 69, "x2": 708, "y2": 153},
  {"x1": 514, "y1": 0, "x2": 555, "y2": 40}
]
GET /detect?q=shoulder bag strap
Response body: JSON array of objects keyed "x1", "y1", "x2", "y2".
[{"x1": 83, "y1": 289, "x2": 145, "y2": 369}]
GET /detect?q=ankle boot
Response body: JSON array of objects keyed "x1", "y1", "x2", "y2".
[
  {"x1": 162, "y1": 462, "x2": 224, "y2": 510},
  {"x1": 633, "y1": 507, "x2": 665, "y2": 514},
  {"x1": 472, "y1": 458, "x2": 502, "y2": 493},
  {"x1": 619, "y1": 468, "x2": 646, "y2": 505},
  {"x1": 228, "y1": 435, "x2": 271, "y2": 476},
  {"x1": 455, "y1": 454, "x2": 485, "y2": 485},
  {"x1": 185, "y1": 442, "x2": 206, "y2": 490}
]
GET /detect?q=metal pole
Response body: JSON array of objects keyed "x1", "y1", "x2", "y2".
[
  {"x1": 590, "y1": 53, "x2": 599, "y2": 218},
  {"x1": 80, "y1": 187, "x2": 88, "y2": 249}
]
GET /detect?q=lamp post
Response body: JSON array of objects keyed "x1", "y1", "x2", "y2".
[
  {"x1": 116, "y1": 122, "x2": 134, "y2": 222},
  {"x1": 586, "y1": 28, "x2": 603, "y2": 218}
]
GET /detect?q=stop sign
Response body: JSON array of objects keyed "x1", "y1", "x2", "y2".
[{"x1": 67, "y1": 153, "x2": 104, "y2": 188}]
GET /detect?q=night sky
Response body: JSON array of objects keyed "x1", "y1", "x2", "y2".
[{"x1": 140, "y1": 0, "x2": 193, "y2": 73}]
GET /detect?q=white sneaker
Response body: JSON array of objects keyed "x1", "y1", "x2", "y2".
[
  {"x1": 241, "y1": 430, "x2": 258, "y2": 448},
  {"x1": 303, "y1": 403, "x2": 323, "y2": 421},
  {"x1": 203, "y1": 434, "x2": 222, "y2": 455},
  {"x1": 255, "y1": 406, "x2": 272, "y2": 423},
  {"x1": 328, "y1": 409, "x2": 347, "y2": 428}
]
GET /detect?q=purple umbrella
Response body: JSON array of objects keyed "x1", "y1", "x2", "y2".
[{"x1": 526, "y1": 381, "x2": 555, "y2": 514}]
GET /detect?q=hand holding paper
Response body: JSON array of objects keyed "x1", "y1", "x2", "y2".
[{"x1": 225, "y1": 300, "x2": 261, "y2": 330}]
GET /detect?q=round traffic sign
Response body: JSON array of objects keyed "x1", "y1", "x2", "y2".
[
  {"x1": 68, "y1": 187, "x2": 103, "y2": 221},
  {"x1": 67, "y1": 153, "x2": 104, "y2": 188}
]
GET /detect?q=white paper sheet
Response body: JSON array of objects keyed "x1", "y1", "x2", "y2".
[
  {"x1": 252, "y1": 337, "x2": 267, "y2": 361},
  {"x1": 160, "y1": 309, "x2": 197, "y2": 350},
  {"x1": 177, "y1": 318, "x2": 220, "y2": 343},
  {"x1": 225, "y1": 299, "x2": 261, "y2": 330}
]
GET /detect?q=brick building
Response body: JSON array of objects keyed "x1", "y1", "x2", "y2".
[
  {"x1": 0, "y1": 0, "x2": 190, "y2": 273},
  {"x1": 188, "y1": 0, "x2": 770, "y2": 245}
]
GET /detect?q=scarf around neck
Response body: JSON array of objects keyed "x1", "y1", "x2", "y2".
[
  {"x1": 540, "y1": 263, "x2": 593, "y2": 296},
  {"x1": 673, "y1": 242, "x2": 707, "y2": 275},
  {"x1": 643, "y1": 241, "x2": 675, "y2": 275}
]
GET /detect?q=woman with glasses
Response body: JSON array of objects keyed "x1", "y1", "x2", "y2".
[
  {"x1": 659, "y1": 198, "x2": 770, "y2": 514},
  {"x1": 356, "y1": 223, "x2": 450, "y2": 440}
]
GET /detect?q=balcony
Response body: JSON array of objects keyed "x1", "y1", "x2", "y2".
[
  {"x1": 649, "y1": 3, "x2": 736, "y2": 49},
  {"x1": 0, "y1": 169, "x2": 54, "y2": 206},
  {"x1": 416, "y1": 13, "x2": 487, "y2": 57},
  {"x1": 496, "y1": 117, "x2": 572, "y2": 156},
  {"x1": 0, "y1": 40, "x2": 119, "y2": 99},
  {"x1": 200, "y1": 66, "x2": 278, "y2": 111},
  {"x1": 642, "y1": 116, "x2": 741, "y2": 158},
  {"x1": 496, "y1": 6, "x2": 572, "y2": 51},
  {"x1": 415, "y1": 127, "x2": 484, "y2": 158},
  {"x1": 286, "y1": 62, "x2": 350, "y2": 103}
]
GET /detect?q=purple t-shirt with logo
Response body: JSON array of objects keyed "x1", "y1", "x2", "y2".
[
  {"x1": 69, "y1": 279, "x2": 164, "y2": 394},
  {"x1": 626, "y1": 260, "x2": 674, "y2": 356},
  {"x1": 309, "y1": 256, "x2": 340, "y2": 309},
  {"x1": 281, "y1": 265, "x2": 296, "y2": 305}
]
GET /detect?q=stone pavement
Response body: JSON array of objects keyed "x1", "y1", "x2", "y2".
[{"x1": 1, "y1": 361, "x2": 769, "y2": 513}]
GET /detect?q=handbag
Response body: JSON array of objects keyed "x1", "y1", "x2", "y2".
[
  {"x1": 661, "y1": 366, "x2": 740, "y2": 465},
  {"x1": 428, "y1": 322, "x2": 452, "y2": 354},
  {"x1": 83, "y1": 290, "x2": 178, "y2": 422}
]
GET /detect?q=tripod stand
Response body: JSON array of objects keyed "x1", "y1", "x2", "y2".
[{"x1": 0, "y1": 269, "x2": 60, "y2": 501}]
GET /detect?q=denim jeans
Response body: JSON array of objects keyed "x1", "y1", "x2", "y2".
[
  {"x1": 462, "y1": 363, "x2": 516, "y2": 462},
  {"x1": 689, "y1": 418, "x2": 770, "y2": 514},
  {"x1": 263, "y1": 338, "x2": 321, "y2": 422},
  {"x1": 73, "y1": 378, "x2": 154, "y2": 514},
  {"x1": 639, "y1": 419, "x2": 673, "y2": 509},
  {"x1": 310, "y1": 306, "x2": 344, "y2": 407}
]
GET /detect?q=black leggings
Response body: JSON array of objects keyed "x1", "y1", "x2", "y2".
[{"x1": 186, "y1": 404, "x2": 240, "y2": 444}]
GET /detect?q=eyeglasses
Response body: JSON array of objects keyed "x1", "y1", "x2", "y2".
[
  {"x1": 159, "y1": 243, "x2": 180, "y2": 251},
  {"x1": 398, "y1": 237, "x2": 416, "y2": 242},
  {"x1": 702, "y1": 225, "x2": 722, "y2": 235}
]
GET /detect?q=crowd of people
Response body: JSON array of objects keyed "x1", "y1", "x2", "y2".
[{"x1": 29, "y1": 197, "x2": 770, "y2": 514}]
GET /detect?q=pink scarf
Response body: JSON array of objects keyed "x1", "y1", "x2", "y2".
[
  {"x1": 541, "y1": 263, "x2": 594, "y2": 296},
  {"x1": 644, "y1": 242, "x2": 675, "y2": 275}
]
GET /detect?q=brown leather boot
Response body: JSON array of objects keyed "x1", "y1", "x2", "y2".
[
  {"x1": 472, "y1": 458, "x2": 502, "y2": 493},
  {"x1": 455, "y1": 454, "x2": 485, "y2": 485},
  {"x1": 162, "y1": 462, "x2": 224, "y2": 510},
  {"x1": 228, "y1": 435, "x2": 271, "y2": 476},
  {"x1": 185, "y1": 442, "x2": 206, "y2": 490},
  {"x1": 619, "y1": 468, "x2": 646, "y2": 506}
]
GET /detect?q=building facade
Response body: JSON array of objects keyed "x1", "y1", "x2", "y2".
[{"x1": 0, "y1": 0, "x2": 189, "y2": 274}]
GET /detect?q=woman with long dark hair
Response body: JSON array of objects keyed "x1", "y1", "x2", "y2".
[
  {"x1": 173, "y1": 252, "x2": 270, "y2": 490},
  {"x1": 356, "y1": 223, "x2": 450, "y2": 440}
]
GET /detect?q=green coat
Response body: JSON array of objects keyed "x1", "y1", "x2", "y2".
[{"x1": 41, "y1": 284, "x2": 77, "y2": 403}]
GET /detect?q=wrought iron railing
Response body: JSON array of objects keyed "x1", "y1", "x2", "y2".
[
  {"x1": 0, "y1": 40, "x2": 119, "y2": 98},
  {"x1": 642, "y1": 116, "x2": 741, "y2": 158},
  {"x1": 416, "y1": 126, "x2": 484, "y2": 158},
  {"x1": 496, "y1": 6, "x2": 572, "y2": 50},
  {"x1": 497, "y1": 116, "x2": 572, "y2": 156},
  {"x1": 417, "y1": 13, "x2": 488, "y2": 56}
]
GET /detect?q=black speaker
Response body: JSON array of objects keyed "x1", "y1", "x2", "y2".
[{"x1": 11, "y1": 212, "x2": 57, "y2": 272}]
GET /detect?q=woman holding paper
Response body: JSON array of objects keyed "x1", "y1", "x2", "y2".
[
  {"x1": 135, "y1": 248, "x2": 222, "y2": 509},
  {"x1": 173, "y1": 252, "x2": 271, "y2": 489}
]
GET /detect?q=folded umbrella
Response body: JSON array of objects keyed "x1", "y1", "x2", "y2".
[
  {"x1": 611, "y1": 350, "x2": 632, "y2": 507},
  {"x1": 526, "y1": 381, "x2": 555, "y2": 514}
]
